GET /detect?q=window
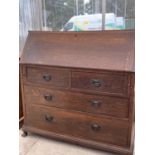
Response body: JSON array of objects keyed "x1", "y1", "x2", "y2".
[
  {"x1": 19, "y1": 0, "x2": 135, "y2": 52},
  {"x1": 63, "y1": 22, "x2": 74, "y2": 31},
  {"x1": 42, "y1": 0, "x2": 135, "y2": 31}
]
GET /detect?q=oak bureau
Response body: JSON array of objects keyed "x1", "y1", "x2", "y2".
[{"x1": 20, "y1": 30, "x2": 135, "y2": 155}]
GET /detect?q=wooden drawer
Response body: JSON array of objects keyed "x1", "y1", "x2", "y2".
[
  {"x1": 26, "y1": 105, "x2": 129, "y2": 147},
  {"x1": 24, "y1": 85, "x2": 129, "y2": 118},
  {"x1": 71, "y1": 71, "x2": 129, "y2": 97},
  {"x1": 25, "y1": 66, "x2": 70, "y2": 88}
]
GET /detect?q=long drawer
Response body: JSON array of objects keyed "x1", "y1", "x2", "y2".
[
  {"x1": 71, "y1": 71, "x2": 129, "y2": 97},
  {"x1": 25, "y1": 105, "x2": 129, "y2": 147},
  {"x1": 24, "y1": 85, "x2": 129, "y2": 118}
]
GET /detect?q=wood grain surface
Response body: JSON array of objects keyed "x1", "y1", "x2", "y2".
[
  {"x1": 20, "y1": 30, "x2": 135, "y2": 72},
  {"x1": 26, "y1": 105, "x2": 129, "y2": 147},
  {"x1": 20, "y1": 30, "x2": 135, "y2": 155},
  {"x1": 24, "y1": 85, "x2": 129, "y2": 118}
]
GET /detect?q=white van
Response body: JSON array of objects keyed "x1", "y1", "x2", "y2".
[{"x1": 62, "y1": 13, "x2": 125, "y2": 31}]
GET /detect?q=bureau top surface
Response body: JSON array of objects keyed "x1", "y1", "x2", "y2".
[{"x1": 20, "y1": 30, "x2": 135, "y2": 72}]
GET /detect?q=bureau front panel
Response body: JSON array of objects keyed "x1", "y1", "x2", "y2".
[
  {"x1": 25, "y1": 66, "x2": 70, "y2": 88},
  {"x1": 26, "y1": 105, "x2": 129, "y2": 147},
  {"x1": 24, "y1": 85, "x2": 129, "y2": 118},
  {"x1": 71, "y1": 71, "x2": 129, "y2": 97}
]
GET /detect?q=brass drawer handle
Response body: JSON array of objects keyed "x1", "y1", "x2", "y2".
[
  {"x1": 91, "y1": 79, "x2": 102, "y2": 87},
  {"x1": 91, "y1": 123, "x2": 101, "y2": 132},
  {"x1": 45, "y1": 115, "x2": 54, "y2": 122},
  {"x1": 43, "y1": 74, "x2": 52, "y2": 81},
  {"x1": 90, "y1": 100, "x2": 101, "y2": 108},
  {"x1": 44, "y1": 94, "x2": 52, "y2": 101}
]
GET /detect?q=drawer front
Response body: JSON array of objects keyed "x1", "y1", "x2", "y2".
[
  {"x1": 26, "y1": 66, "x2": 70, "y2": 88},
  {"x1": 24, "y1": 85, "x2": 129, "y2": 118},
  {"x1": 26, "y1": 105, "x2": 129, "y2": 147},
  {"x1": 71, "y1": 71, "x2": 129, "y2": 96}
]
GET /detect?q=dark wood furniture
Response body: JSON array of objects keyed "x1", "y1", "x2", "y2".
[
  {"x1": 20, "y1": 30, "x2": 135, "y2": 155},
  {"x1": 19, "y1": 77, "x2": 24, "y2": 128},
  {"x1": 19, "y1": 57, "x2": 24, "y2": 128}
]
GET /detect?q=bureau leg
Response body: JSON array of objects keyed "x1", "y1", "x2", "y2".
[{"x1": 22, "y1": 131, "x2": 28, "y2": 137}]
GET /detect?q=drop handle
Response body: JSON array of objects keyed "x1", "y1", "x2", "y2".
[
  {"x1": 45, "y1": 115, "x2": 54, "y2": 122},
  {"x1": 91, "y1": 123, "x2": 101, "y2": 132},
  {"x1": 90, "y1": 100, "x2": 101, "y2": 108},
  {"x1": 44, "y1": 94, "x2": 52, "y2": 101},
  {"x1": 91, "y1": 79, "x2": 102, "y2": 87},
  {"x1": 43, "y1": 74, "x2": 52, "y2": 81}
]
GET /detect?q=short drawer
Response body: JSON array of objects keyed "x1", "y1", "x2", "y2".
[
  {"x1": 26, "y1": 105, "x2": 129, "y2": 147},
  {"x1": 24, "y1": 85, "x2": 129, "y2": 118},
  {"x1": 71, "y1": 71, "x2": 129, "y2": 96},
  {"x1": 25, "y1": 66, "x2": 70, "y2": 88}
]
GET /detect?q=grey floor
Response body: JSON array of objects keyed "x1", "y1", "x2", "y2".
[{"x1": 19, "y1": 130, "x2": 116, "y2": 155}]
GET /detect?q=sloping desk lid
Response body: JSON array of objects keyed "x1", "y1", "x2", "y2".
[{"x1": 20, "y1": 30, "x2": 135, "y2": 72}]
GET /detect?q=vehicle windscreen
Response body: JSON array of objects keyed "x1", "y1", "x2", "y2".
[{"x1": 63, "y1": 22, "x2": 73, "y2": 31}]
